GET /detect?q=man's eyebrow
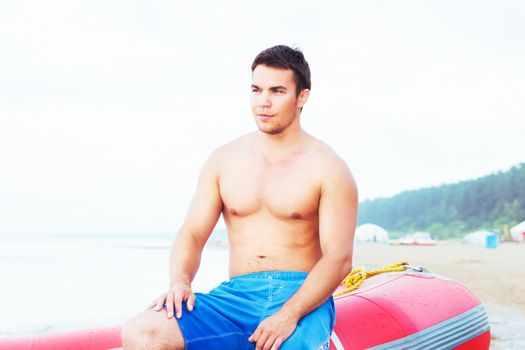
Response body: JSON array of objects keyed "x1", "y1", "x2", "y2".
[{"x1": 250, "y1": 84, "x2": 288, "y2": 90}]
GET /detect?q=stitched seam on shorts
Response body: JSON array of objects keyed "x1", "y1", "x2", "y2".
[
  {"x1": 257, "y1": 278, "x2": 272, "y2": 324},
  {"x1": 277, "y1": 279, "x2": 284, "y2": 299},
  {"x1": 185, "y1": 331, "x2": 251, "y2": 344},
  {"x1": 268, "y1": 279, "x2": 284, "y2": 301}
]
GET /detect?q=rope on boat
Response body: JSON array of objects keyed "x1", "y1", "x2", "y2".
[{"x1": 334, "y1": 261, "x2": 419, "y2": 297}]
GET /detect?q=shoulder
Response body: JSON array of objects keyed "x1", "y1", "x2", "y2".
[
  {"x1": 216, "y1": 132, "x2": 257, "y2": 154},
  {"x1": 204, "y1": 132, "x2": 256, "y2": 170},
  {"x1": 307, "y1": 137, "x2": 351, "y2": 174},
  {"x1": 307, "y1": 138, "x2": 357, "y2": 195},
  {"x1": 211, "y1": 132, "x2": 255, "y2": 157}
]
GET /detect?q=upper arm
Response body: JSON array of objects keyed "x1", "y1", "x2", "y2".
[
  {"x1": 179, "y1": 150, "x2": 224, "y2": 247},
  {"x1": 318, "y1": 156, "x2": 358, "y2": 258}
]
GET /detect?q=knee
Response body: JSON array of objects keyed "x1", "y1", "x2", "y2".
[
  {"x1": 121, "y1": 310, "x2": 184, "y2": 350},
  {"x1": 121, "y1": 314, "x2": 152, "y2": 350}
]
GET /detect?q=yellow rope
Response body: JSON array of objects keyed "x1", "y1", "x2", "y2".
[{"x1": 333, "y1": 261, "x2": 409, "y2": 297}]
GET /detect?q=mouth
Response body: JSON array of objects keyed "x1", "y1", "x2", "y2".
[{"x1": 257, "y1": 114, "x2": 273, "y2": 122}]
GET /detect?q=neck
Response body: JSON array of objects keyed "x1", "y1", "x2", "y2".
[{"x1": 257, "y1": 121, "x2": 306, "y2": 159}]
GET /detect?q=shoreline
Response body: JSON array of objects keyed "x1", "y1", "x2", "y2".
[{"x1": 2, "y1": 238, "x2": 523, "y2": 348}]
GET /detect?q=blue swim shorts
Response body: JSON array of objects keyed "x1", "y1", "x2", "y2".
[{"x1": 173, "y1": 271, "x2": 335, "y2": 350}]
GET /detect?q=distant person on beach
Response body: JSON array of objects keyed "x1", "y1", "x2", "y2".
[{"x1": 122, "y1": 45, "x2": 358, "y2": 350}]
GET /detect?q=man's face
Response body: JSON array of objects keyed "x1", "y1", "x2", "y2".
[{"x1": 250, "y1": 65, "x2": 307, "y2": 135}]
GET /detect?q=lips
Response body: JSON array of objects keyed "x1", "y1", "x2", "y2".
[{"x1": 257, "y1": 114, "x2": 273, "y2": 122}]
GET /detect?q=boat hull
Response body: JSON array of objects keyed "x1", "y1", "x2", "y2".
[{"x1": 329, "y1": 271, "x2": 490, "y2": 349}]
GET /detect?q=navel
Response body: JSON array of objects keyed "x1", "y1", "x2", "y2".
[
  {"x1": 291, "y1": 212, "x2": 302, "y2": 220},
  {"x1": 257, "y1": 255, "x2": 267, "y2": 259}
]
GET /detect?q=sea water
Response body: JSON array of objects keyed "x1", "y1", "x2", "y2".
[{"x1": 0, "y1": 232, "x2": 229, "y2": 336}]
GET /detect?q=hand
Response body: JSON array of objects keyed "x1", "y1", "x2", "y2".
[
  {"x1": 248, "y1": 309, "x2": 298, "y2": 350},
  {"x1": 148, "y1": 283, "x2": 196, "y2": 319}
]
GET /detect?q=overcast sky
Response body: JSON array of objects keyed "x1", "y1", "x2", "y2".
[{"x1": 1, "y1": 0, "x2": 524, "y2": 235}]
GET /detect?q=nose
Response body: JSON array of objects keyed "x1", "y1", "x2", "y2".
[{"x1": 258, "y1": 91, "x2": 271, "y2": 109}]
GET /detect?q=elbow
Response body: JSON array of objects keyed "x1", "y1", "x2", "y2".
[
  {"x1": 341, "y1": 253, "x2": 353, "y2": 277},
  {"x1": 329, "y1": 251, "x2": 352, "y2": 279}
]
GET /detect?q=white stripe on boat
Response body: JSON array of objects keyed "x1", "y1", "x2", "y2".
[
  {"x1": 331, "y1": 331, "x2": 345, "y2": 350},
  {"x1": 368, "y1": 304, "x2": 490, "y2": 350}
]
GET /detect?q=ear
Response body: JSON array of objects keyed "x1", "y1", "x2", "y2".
[{"x1": 298, "y1": 89, "x2": 310, "y2": 108}]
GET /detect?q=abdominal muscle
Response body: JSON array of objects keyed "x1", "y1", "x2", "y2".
[{"x1": 225, "y1": 218, "x2": 323, "y2": 277}]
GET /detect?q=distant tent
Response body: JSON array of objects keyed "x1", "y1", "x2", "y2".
[
  {"x1": 355, "y1": 224, "x2": 389, "y2": 243},
  {"x1": 510, "y1": 221, "x2": 525, "y2": 242},
  {"x1": 463, "y1": 231, "x2": 493, "y2": 245},
  {"x1": 399, "y1": 232, "x2": 436, "y2": 245}
]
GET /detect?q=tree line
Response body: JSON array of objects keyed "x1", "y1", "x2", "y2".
[{"x1": 357, "y1": 163, "x2": 525, "y2": 239}]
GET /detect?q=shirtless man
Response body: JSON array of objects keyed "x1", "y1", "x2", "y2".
[{"x1": 122, "y1": 45, "x2": 358, "y2": 350}]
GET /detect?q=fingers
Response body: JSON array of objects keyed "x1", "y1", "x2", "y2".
[
  {"x1": 248, "y1": 326, "x2": 261, "y2": 343},
  {"x1": 255, "y1": 332, "x2": 270, "y2": 350},
  {"x1": 186, "y1": 292, "x2": 196, "y2": 312},
  {"x1": 249, "y1": 312, "x2": 294, "y2": 350},
  {"x1": 146, "y1": 286, "x2": 195, "y2": 319},
  {"x1": 250, "y1": 326, "x2": 274, "y2": 350},
  {"x1": 147, "y1": 296, "x2": 158, "y2": 310},
  {"x1": 166, "y1": 292, "x2": 175, "y2": 318},
  {"x1": 271, "y1": 336, "x2": 284, "y2": 350},
  {"x1": 148, "y1": 294, "x2": 166, "y2": 312},
  {"x1": 257, "y1": 335, "x2": 283, "y2": 350},
  {"x1": 174, "y1": 290, "x2": 184, "y2": 318}
]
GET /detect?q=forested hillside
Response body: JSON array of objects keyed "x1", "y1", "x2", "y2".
[{"x1": 357, "y1": 163, "x2": 525, "y2": 239}]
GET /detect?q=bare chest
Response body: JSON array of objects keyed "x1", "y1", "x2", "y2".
[{"x1": 219, "y1": 155, "x2": 321, "y2": 220}]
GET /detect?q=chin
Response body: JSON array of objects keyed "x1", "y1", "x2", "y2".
[
  {"x1": 255, "y1": 120, "x2": 284, "y2": 135},
  {"x1": 259, "y1": 127, "x2": 283, "y2": 135}
]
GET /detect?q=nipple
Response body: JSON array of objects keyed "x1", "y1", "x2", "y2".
[{"x1": 291, "y1": 212, "x2": 302, "y2": 220}]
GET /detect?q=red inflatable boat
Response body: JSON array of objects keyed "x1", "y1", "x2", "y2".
[
  {"x1": 329, "y1": 266, "x2": 490, "y2": 349},
  {"x1": 0, "y1": 266, "x2": 490, "y2": 350}
]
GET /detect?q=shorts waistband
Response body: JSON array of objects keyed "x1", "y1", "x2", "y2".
[{"x1": 230, "y1": 271, "x2": 309, "y2": 281}]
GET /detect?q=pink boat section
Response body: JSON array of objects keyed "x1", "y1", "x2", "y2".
[{"x1": 0, "y1": 326, "x2": 122, "y2": 350}]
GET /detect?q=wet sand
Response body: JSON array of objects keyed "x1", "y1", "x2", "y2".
[{"x1": 353, "y1": 242, "x2": 525, "y2": 349}]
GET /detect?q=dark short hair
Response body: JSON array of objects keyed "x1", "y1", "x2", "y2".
[{"x1": 251, "y1": 45, "x2": 311, "y2": 96}]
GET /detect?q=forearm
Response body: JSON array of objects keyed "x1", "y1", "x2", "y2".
[
  {"x1": 169, "y1": 230, "x2": 205, "y2": 287},
  {"x1": 281, "y1": 253, "x2": 352, "y2": 320}
]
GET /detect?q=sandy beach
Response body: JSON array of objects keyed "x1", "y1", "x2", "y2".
[{"x1": 353, "y1": 241, "x2": 525, "y2": 349}]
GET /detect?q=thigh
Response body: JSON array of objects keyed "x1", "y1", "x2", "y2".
[
  {"x1": 279, "y1": 298, "x2": 335, "y2": 350},
  {"x1": 175, "y1": 287, "x2": 264, "y2": 350}
]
